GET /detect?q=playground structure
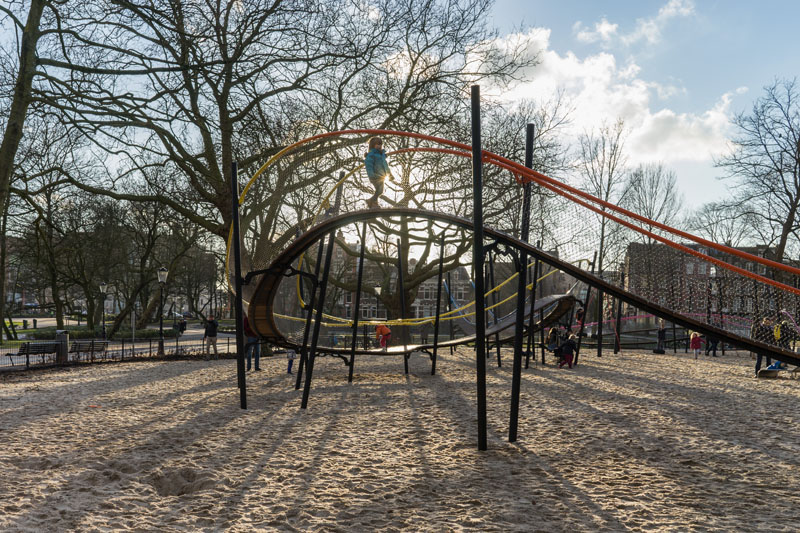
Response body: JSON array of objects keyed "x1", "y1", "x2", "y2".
[{"x1": 227, "y1": 87, "x2": 800, "y2": 450}]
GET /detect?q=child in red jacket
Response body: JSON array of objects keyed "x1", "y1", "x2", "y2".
[{"x1": 689, "y1": 332, "x2": 704, "y2": 360}]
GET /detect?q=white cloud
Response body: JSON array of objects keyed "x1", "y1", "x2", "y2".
[
  {"x1": 627, "y1": 92, "x2": 735, "y2": 164},
  {"x1": 494, "y1": 27, "x2": 734, "y2": 169},
  {"x1": 572, "y1": 0, "x2": 696, "y2": 47},
  {"x1": 573, "y1": 18, "x2": 618, "y2": 44}
]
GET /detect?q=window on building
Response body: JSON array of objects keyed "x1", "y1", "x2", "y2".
[
  {"x1": 698, "y1": 263, "x2": 706, "y2": 275},
  {"x1": 686, "y1": 263, "x2": 694, "y2": 275}
]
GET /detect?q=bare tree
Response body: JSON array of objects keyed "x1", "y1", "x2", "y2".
[
  {"x1": 716, "y1": 78, "x2": 800, "y2": 265},
  {"x1": 688, "y1": 201, "x2": 758, "y2": 247},
  {"x1": 621, "y1": 162, "x2": 683, "y2": 298},
  {"x1": 32, "y1": 0, "x2": 532, "y2": 240},
  {"x1": 575, "y1": 118, "x2": 628, "y2": 272},
  {"x1": 0, "y1": 0, "x2": 49, "y2": 337},
  {"x1": 623, "y1": 162, "x2": 683, "y2": 242}
]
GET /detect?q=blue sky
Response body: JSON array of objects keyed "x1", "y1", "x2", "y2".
[{"x1": 486, "y1": 0, "x2": 800, "y2": 207}]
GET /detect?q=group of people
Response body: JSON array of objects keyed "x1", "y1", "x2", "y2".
[
  {"x1": 546, "y1": 327, "x2": 578, "y2": 369},
  {"x1": 751, "y1": 314, "x2": 795, "y2": 376},
  {"x1": 688, "y1": 331, "x2": 720, "y2": 359}
]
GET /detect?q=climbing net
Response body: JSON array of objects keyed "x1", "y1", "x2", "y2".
[{"x1": 229, "y1": 129, "x2": 800, "y2": 352}]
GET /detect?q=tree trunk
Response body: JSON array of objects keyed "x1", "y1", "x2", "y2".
[
  {"x1": 0, "y1": 0, "x2": 45, "y2": 228},
  {"x1": 0, "y1": 196, "x2": 8, "y2": 343}
]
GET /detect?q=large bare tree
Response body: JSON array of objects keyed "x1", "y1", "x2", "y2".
[
  {"x1": 716, "y1": 78, "x2": 800, "y2": 265},
  {"x1": 29, "y1": 0, "x2": 531, "y2": 240},
  {"x1": 575, "y1": 118, "x2": 629, "y2": 272}
]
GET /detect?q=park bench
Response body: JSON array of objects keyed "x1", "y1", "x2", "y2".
[
  {"x1": 7, "y1": 342, "x2": 60, "y2": 368},
  {"x1": 69, "y1": 340, "x2": 110, "y2": 362}
]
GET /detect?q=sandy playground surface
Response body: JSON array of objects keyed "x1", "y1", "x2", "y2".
[{"x1": 1, "y1": 347, "x2": 799, "y2": 532}]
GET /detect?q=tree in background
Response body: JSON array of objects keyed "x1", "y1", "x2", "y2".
[
  {"x1": 688, "y1": 202, "x2": 758, "y2": 248},
  {"x1": 621, "y1": 162, "x2": 684, "y2": 300},
  {"x1": 575, "y1": 118, "x2": 629, "y2": 273},
  {"x1": 716, "y1": 78, "x2": 800, "y2": 265}
]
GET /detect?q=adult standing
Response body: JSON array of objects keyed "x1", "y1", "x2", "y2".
[
  {"x1": 656, "y1": 320, "x2": 667, "y2": 353},
  {"x1": 244, "y1": 315, "x2": 260, "y2": 371},
  {"x1": 203, "y1": 314, "x2": 219, "y2": 360},
  {"x1": 705, "y1": 336, "x2": 719, "y2": 357},
  {"x1": 752, "y1": 316, "x2": 773, "y2": 376}
]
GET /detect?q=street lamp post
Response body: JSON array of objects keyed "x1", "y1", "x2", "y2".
[
  {"x1": 374, "y1": 285, "x2": 382, "y2": 319},
  {"x1": 157, "y1": 267, "x2": 168, "y2": 356},
  {"x1": 98, "y1": 282, "x2": 107, "y2": 339}
]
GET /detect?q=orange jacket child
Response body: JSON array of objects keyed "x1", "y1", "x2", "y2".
[{"x1": 376, "y1": 324, "x2": 392, "y2": 350}]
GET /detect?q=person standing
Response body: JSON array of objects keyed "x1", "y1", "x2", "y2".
[
  {"x1": 705, "y1": 336, "x2": 719, "y2": 357},
  {"x1": 244, "y1": 315, "x2": 260, "y2": 371},
  {"x1": 689, "y1": 331, "x2": 704, "y2": 360},
  {"x1": 287, "y1": 348, "x2": 297, "y2": 374},
  {"x1": 364, "y1": 136, "x2": 394, "y2": 209},
  {"x1": 203, "y1": 314, "x2": 219, "y2": 360},
  {"x1": 558, "y1": 334, "x2": 577, "y2": 369},
  {"x1": 753, "y1": 316, "x2": 773, "y2": 376},
  {"x1": 656, "y1": 320, "x2": 667, "y2": 352},
  {"x1": 575, "y1": 308, "x2": 585, "y2": 328}
]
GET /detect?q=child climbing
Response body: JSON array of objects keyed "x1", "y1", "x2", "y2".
[
  {"x1": 364, "y1": 136, "x2": 394, "y2": 209},
  {"x1": 376, "y1": 323, "x2": 392, "y2": 351}
]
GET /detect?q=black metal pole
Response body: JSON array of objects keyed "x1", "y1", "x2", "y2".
[
  {"x1": 670, "y1": 284, "x2": 677, "y2": 354},
  {"x1": 158, "y1": 284, "x2": 165, "y2": 356},
  {"x1": 597, "y1": 288, "x2": 604, "y2": 358},
  {"x1": 488, "y1": 250, "x2": 501, "y2": 366},
  {"x1": 398, "y1": 238, "x2": 409, "y2": 373},
  {"x1": 471, "y1": 85, "x2": 487, "y2": 451},
  {"x1": 614, "y1": 270, "x2": 624, "y2": 354},
  {"x1": 509, "y1": 122, "x2": 533, "y2": 442},
  {"x1": 301, "y1": 230, "x2": 336, "y2": 408},
  {"x1": 448, "y1": 271, "x2": 455, "y2": 355},
  {"x1": 295, "y1": 241, "x2": 325, "y2": 390},
  {"x1": 719, "y1": 277, "x2": 726, "y2": 355},
  {"x1": 525, "y1": 264, "x2": 533, "y2": 358},
  {"x1": 230, "y1": 160, "x2": 247, "y2": 409},
  {"x1": 526, "y1": 243, "x2": 541, "y2": 369},
  {"x1": 539, "y1": 308, "x2": 545, "y2": 365},
  {"x1": 574, "y1": 252, "x2": 596, "y2": 366},
  {"x1": 348, "y1": 221, "x2": 367, "y2": 382},
  {"x1": 432, "y1": 232, "x2": 445, "y2": 375}
]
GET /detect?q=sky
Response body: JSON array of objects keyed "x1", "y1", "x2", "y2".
[{"x1": 486, "y1": 0, "x2": 800, "y2": 208}]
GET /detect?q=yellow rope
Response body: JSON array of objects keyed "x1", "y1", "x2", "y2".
[{"x1": 227, "y1": 131, "x2": 593, "y2": 332}]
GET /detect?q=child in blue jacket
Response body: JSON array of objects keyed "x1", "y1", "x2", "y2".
[{"x1": 364, "y1": 136, "x2": 393, "y2": 208}]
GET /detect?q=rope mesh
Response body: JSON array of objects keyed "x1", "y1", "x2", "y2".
[{"x1": 229, "y1": 130, "x2": 800, "y2": 354}]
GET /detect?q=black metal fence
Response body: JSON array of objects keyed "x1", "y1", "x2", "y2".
[{"x1": 0, "y1": 335, "x2": 254, "y2": 371}]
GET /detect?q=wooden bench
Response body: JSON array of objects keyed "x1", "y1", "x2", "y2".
[
  {"x1": 7, "y1": 342, "x2": 60, "y2": 368},
  {"x1": 69, "y1": 340, "x2": 109, "y2": 362}
]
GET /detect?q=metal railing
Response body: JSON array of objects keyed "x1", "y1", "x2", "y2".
[{"x1": 0, "y1": 335, "x2": 252, "y2": 371}]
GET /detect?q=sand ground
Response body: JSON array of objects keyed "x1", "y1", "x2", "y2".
[{"x1": 1, "y1": 347, "x2": 799, "y2": 532}]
